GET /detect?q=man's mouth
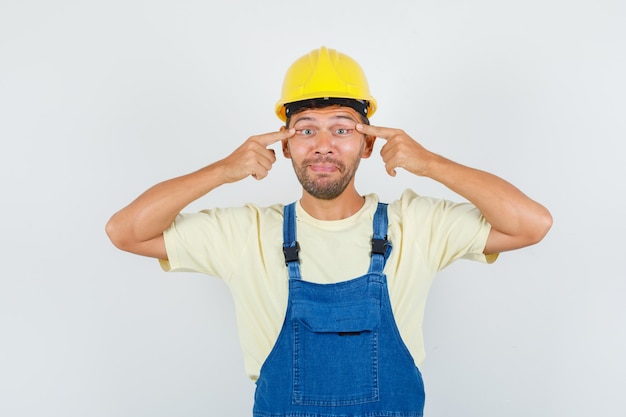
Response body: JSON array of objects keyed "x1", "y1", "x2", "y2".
[{"x1": 304, "y1": 158, "x2": 344, "y2": 173}]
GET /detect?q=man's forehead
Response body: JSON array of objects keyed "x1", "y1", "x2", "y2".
[{"x1": 292, "y1": 107, "x2": 361, "y2": 124}]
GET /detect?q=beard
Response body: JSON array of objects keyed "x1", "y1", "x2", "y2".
[{"x1": 293, "y1": 155, "x2": 362, "y2": 200}]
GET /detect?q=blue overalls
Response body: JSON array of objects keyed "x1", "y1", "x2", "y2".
[{"x1": 253, "y1": 202, "x2": 425, "y2": 417}]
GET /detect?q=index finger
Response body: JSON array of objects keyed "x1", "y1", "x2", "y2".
[
  {"x1": 254, "y1": 128, "x2": 295, "y2": 147},
  {"x1": 356, "y1": 124, "x2": 398, "y2": 140}
]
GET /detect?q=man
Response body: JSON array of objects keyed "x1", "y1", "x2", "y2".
[{"x1": 106, "y1": 46, "x2": 552, "y2": 416}]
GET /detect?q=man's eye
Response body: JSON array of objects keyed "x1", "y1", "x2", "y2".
[
  {"x1": 336, "y1": 128, "x2": 352, "y2": 135},
  {"x1": 296, "y1": 129, "x2": 314, "y2": 136}
]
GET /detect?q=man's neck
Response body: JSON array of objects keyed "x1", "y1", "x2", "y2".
[{"x1": 299, "y1": 189, "x2": 365, "y2": 221}]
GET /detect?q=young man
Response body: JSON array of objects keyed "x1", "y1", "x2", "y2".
[{"x1": 106, "y1": 46, "x2": 552, "y2": 416}]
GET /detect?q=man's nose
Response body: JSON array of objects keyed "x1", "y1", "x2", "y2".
[{"x1": 315, "y1": 129, "x2": 333, "y2": 154}]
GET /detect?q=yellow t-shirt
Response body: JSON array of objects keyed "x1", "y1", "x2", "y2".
[{"x1": 160, "y1": 189, "x2": 496, "y2": 380}]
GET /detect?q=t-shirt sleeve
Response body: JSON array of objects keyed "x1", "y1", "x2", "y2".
[
  {"x1": 158, "y1": 205, "x2": 264, "y2": 281},
  {"x1": 396, "y1": 189, "x2": 497, "y2": 272}
]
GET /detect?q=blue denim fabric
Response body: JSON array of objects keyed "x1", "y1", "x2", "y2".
[{"x1": 253, "y1": 203, "x2": 425, "y2": 417}]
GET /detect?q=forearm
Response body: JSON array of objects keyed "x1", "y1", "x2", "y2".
[
  {"x1": 106, "y1": 161, "x2": 227, "y2": 247},
  {"x1": 106, "y1": 129, "x2": 292, "y2": 255},
  {"x1": 425, "y1": 153, "x2": 552, "y2": 245},
  {"x1": 354, "y1": 123, "x2": 552, "y2": 251}
]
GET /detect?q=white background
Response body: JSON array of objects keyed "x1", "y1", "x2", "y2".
[{"x1": 1, "y1": 0, "x2": 625, "y2": 416}]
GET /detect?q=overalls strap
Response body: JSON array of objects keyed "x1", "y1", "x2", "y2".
[
  {"x1": 368, "y1": 202, "x2": 391, "y2": 274},
  {"x1": 282, "y1": 202, "x2": 301, "y2": 280},
  {"x1": 282, "y1": 202, "x2": 391, "y2": 280}
]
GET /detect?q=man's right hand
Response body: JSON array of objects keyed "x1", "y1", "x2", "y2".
[{"x1": 217, "y1": 129, "x2": 295, "y2": 183}]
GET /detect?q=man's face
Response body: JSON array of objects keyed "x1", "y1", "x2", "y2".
[{"x1": 282, "y1": 106, "x2": 375, "y2": 200}]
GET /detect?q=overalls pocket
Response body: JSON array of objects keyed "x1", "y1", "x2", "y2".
[{"x1": 291, "y1": 298, "x2": 381, "y2": 406}]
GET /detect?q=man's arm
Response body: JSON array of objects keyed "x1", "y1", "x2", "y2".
[
  {"x1": 356, "y1": 124, "x2": 552, "y2": 255},
  {"x1": 105, "y1": 129, "x2": 295, "y2": 259}
]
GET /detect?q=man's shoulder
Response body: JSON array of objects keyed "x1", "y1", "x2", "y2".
[
  {"x1": 384, "y1": 189, "x2": 482, "y2": 223},
  {"x1": 172, "y1": 203, "x2": 286, "y2": 230},
  {"x1": 199, "y1": 202, "x2": 285, "y2": 217}
]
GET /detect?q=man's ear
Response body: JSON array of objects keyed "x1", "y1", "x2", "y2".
[
  {"x1": 361, "y1": 134, "x2": 376, "y2": 158},
  {"x1": 280, "y1": 126, "x2": 291, "y2": 158}
]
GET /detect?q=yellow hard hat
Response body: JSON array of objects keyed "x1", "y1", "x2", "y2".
[{"x1": 275, "y1": 46, "x2": 377, "y2": 122}]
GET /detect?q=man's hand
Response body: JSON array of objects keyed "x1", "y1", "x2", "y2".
[
  {"x1": 217, "y1": 129, "x2": 295, "y2": 183},
  {"x1": 356, "y1": 124, "x2": 433, "y2": 177}
]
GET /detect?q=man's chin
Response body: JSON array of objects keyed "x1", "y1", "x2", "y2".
[{"x1": 303, "y1": 183, "x2": 349, "y2": 200}]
